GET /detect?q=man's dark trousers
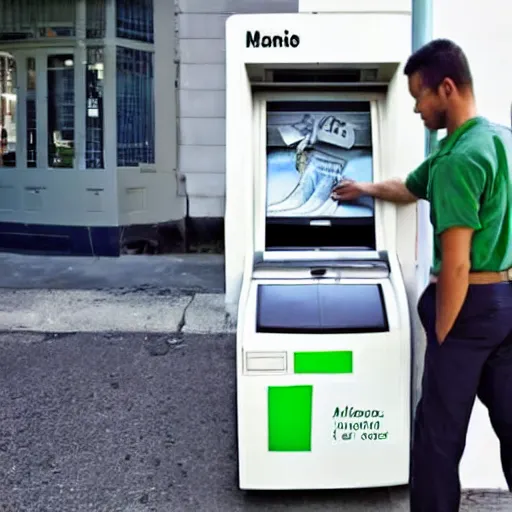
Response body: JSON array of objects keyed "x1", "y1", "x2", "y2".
[{"x1": 410, "y1": 282, "x2": 512, "y2": 512}]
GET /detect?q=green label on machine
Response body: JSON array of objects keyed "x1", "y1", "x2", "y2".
[
  {"x1": 268, "y1": 385, "x2": 313, "y2": 452},
  {"x1": 294, "y1": 351, "x2": 353, "y2": 374}
]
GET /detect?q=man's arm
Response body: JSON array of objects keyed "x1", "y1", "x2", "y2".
[
  {"x1": 331, "y1": 178, "x2": 419, "y2": 204},
  {"x1": 428, "y1": 152, "x2": 486, "y2": 343},
  {"x1": 360, "y1": 179, "x2": 419, "y2": 204},
  {"x1": 435, "y1": 226, "x2": 472, "y2": 344}
]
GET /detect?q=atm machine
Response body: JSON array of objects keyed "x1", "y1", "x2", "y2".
[{"x1": 225, "y1": 10, "x2": 425, "y2": 490}]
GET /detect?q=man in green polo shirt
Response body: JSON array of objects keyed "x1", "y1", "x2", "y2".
[{"x1": 332, "y1": 39, "x2": 512, "y2": 512}]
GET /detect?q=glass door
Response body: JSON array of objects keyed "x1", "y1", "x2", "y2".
[
  {"x1": 46, "y1": 52, "x2": 75, "y2": 168},
  {"x1": 0, "y1": 52, "x2": 17, "y2": 168},
  {"x1": 11, "y1": 47, "x2": 77, "y2": 170}
]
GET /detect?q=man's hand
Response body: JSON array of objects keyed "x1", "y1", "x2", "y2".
[
  {"x1": 435, "y1": 227, "x2": 473, "y2": 344},
  {"x1": 331, "y1": 178, "x2": 418, "y2": 204},
  {"x1": 331, "y1": 179, "x2": 365, "y2": 201}
]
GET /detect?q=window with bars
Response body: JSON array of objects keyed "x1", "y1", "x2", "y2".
[
  {"x1": 0, "y1": 0, "x2": 76, "y2": 40},
  {"x1": 116, "y1": 46, "x2": 155, "y2": 167},
  {"x1": 0, "y1": 0, "x2": 106, "y2": 41},
  {"x1": 47, "y1": 54, "x2": 75, "y2": 168},
  {"x1": 86, "y1": 0, "x2": 106, "y2": 39},
  {"x1": 86, "y1": 47, "x2": 104, "y2": 169},
  {"x1": 0, "y1": 1, "x2": 156, "y2": 170},
  {"x1": 116, "y1": 0, "x2": 153, "y2": 43},
  {"x1": 27, "y1": 57, "x2": 36, "y2": 167}
]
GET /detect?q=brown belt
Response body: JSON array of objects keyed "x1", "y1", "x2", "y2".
[{"x1": 430, "y1": 268, "x2": 512, "y2": 285}]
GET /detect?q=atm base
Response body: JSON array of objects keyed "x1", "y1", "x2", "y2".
[
  {"x1": 237, "y1": 376, "x2": 410, "y2": 490},
  {"x1": 236, "y1": 278, "x2": 411, "y2": 490}
]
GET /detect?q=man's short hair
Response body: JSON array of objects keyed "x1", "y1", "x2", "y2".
[{"x1": 404, "y1": 39, "x2": 473, "y2": 91}]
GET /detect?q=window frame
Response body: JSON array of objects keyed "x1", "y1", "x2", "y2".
[
  {"x1": 115, "y1": 44, "x2": 155, "y2": 168},
  {"x1": 9, "y1": 46, "x2": 82, "y2": 171},
  {"x1": 0, "y1": 0, "x2": 155, "y2": 172}
]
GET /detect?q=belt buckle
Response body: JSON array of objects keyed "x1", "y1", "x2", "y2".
[{"x1": 508, "y1": 268, "x2": 512, "y2": 281}]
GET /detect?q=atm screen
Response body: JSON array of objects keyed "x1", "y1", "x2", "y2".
[
  {"x1": 256, "y1": 283, "x2": 389, "y2": 334},
  {"x1": 265, "y1": 100, "x2": 376, "y2": 249}
]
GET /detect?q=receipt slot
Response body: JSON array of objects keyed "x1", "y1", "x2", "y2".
[{"x1": 225, "y1": 11, "x2": 425, "y2": 490}]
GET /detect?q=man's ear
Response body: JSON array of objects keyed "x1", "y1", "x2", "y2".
[{"x1": 442, "y1": 78, "x2": 455, "y2": 98}]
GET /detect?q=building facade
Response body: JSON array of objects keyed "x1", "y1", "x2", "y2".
[
  {"x1": 0, "y1": 0, "x2": 179, "y2": 255},
  {"x1": 0, "y1": 0, "x2": 510, "y2": 257}
]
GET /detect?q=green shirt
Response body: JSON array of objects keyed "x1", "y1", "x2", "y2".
[{"x1": 405, "y1": 116, "x2": 512, "y2": 275}]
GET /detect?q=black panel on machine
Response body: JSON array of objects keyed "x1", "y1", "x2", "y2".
[{"x1": 256, "y1": 283, "x2": 389, "y2": 334}]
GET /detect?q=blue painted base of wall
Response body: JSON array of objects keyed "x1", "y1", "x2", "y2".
[{"x1": 0, "y1": 223, "x2": 121, "y2": 257}]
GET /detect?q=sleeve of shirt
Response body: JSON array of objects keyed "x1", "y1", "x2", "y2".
[
  {"x1": 404, "y1": 159, "x2": 429, "y2": 200},
  {"x1": 430, "y1": 153, "x2": 486, "y2": 235}
]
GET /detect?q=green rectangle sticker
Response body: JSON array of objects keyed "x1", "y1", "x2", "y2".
[
  {"x1": 294, "y1": 351, "x2": 353, "y2": 374},
  {"x1": 268, "y1": 385, "x2": 313, "y2": 452}
]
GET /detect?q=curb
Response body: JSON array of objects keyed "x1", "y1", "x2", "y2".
[{"x1": 0, "y1": 289, "x2": 233, "y2": 334}]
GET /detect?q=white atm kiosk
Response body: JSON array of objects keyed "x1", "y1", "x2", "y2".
[{"x1": 225, "y1": 11, "x2": 425, "y2": 490}]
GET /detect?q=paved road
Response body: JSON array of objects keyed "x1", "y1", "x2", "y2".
[
  {"x1": 0, "y1": 253, "x2": 225, "y2": 294},
  {"x1": 0, "y1": 332, "x2": 510, "y2": 511}
]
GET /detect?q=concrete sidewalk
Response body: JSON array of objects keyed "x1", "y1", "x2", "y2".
[{"x1": 0, "y1": 253, "x2": 233, "y2": 334}]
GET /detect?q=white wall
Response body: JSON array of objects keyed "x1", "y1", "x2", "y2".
[
  {"x1": 434, "y1": 0, "x2": 512, "y2": 490},
  {"x1": 176, "y1": 0, "x2": 299, "y2": 218},
  {"x1": 435, "y1": 0, "x2": 512, "y2": 128},
  {"x1": 299, "y1": 0, "x2": 411, "y2": 12}
]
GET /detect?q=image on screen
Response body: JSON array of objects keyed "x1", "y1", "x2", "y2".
[{"x1": 266, "y1": 101, "x2": 374, "y2": 219}]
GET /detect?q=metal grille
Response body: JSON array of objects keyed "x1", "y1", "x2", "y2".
[
  {"x1": 116, "y1": 46, "x2": 155, "y2": 167},
  {"x1": 116, "y1": 0, "x2": 153, "y2": 43}
]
